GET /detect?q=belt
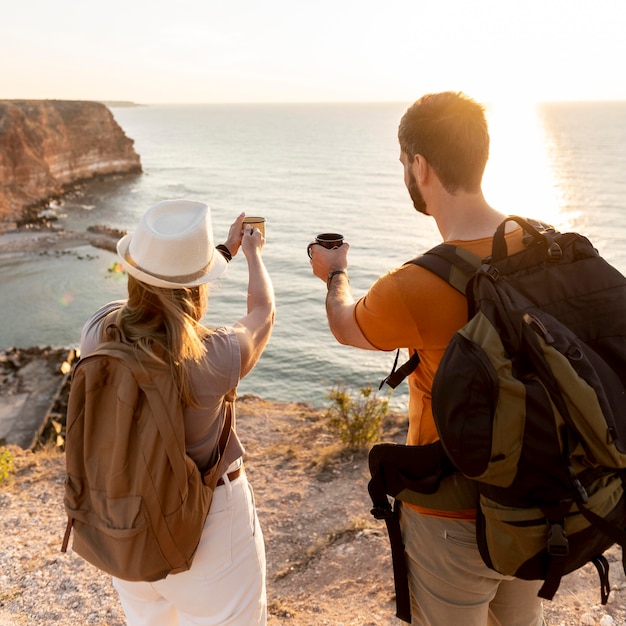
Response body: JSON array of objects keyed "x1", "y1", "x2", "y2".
[{"x1": 216, "y1": 466, "x2": 243, "y2": 486}]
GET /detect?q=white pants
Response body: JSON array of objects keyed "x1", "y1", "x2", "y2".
[{"x1": 113, "y1": 471, "x2": 266, "y2": 625}]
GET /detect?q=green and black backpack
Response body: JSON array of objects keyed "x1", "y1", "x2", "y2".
[{"x1": 368, "y1": 216, "x2": 626, "y2": 623}]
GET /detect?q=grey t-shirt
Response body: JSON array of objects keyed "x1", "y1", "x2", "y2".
[{"x1": 80, "y1": 300, "x2": 245, "y2": 471}]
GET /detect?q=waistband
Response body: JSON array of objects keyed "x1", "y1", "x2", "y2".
[{"x1": 216, "y1": 464, "x2": 243, "y2": 486}]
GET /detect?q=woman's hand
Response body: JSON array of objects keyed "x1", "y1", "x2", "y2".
[
  {"x1": 222, "y1": 212, "x2": 246, "y2": 258},
  {"x1": 241, "y1": 223, "x2": 265, "y2": 257}
]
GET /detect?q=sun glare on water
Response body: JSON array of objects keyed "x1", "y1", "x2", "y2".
[{"x1": 483, "y1": 99, "x2": 565, "y2": 229}]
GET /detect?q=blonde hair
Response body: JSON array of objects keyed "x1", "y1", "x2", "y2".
[{"x1": 112, "y1": 275, "x2": 211, "y2": 407}]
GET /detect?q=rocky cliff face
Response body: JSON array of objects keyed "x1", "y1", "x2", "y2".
[{"x1": 0, "y1": 100, "x2": 142, "y2": 225}]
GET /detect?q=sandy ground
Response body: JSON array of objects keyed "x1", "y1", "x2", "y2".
[{"x1": 0, "y1": 396, "x2": 625, "y2": 625}]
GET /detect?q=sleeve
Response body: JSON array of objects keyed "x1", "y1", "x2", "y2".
[
  {"x1": 354, "y1": 269, "x2": 424, "y2": 351},
  {"x1": 199, "y1": 327, "x2": 241, "y2": 393},
  {"x1": 354, "y1": 264, "x2": 467, "y2": 352},
  {"x1": 79, "y1": 300, "x2": 126, "y2": 356}
]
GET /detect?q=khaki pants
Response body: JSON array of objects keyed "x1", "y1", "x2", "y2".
[
  {"x1": 113, "y1": 472, "x2": 266, "y2": 626},
  {"x1": 399, "y1": 504, "x2": 545, "y2": 626}
]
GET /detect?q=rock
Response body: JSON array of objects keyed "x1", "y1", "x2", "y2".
[
  {"x1": 0, "y1": 346, "x2": 77, "y2": 449},
  {"x1": 0, "y1": 100, "x2": 142, "y2": 224}
]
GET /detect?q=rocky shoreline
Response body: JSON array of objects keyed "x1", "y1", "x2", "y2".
[
  {"x1": 0, "y1": 219, "x2": 125, "y2": 254},
  {"x1": 0, "y1": 345, "x2": 76, "y2": 451},
  {"x1": 0, "y1": 223, "x2": 123, "y2": 451},
  {"x1": 0, "y1": 100, "x2": 142, "y2": 225}
]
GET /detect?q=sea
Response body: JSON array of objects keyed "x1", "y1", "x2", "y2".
[{"x1": 1, "y1": 101, "x2": 625, "y2": 409}]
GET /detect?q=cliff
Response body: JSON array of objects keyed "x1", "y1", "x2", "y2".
[{"x1": 0, "y1": 100, "x2": 142, "y2": 225}]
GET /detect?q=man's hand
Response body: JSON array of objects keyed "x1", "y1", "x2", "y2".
[
  {"x1": 309, "y1": 241, "x2": 350, "y2": 282},
  {"x1": 308, "y1": 240, "x2": 376, "y2": 350}
]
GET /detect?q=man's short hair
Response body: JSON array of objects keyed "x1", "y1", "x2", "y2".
[{"x1": 398, "y1": 92, "x2": 490, "y2": 194}]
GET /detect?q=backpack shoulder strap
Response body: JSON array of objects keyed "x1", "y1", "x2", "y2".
[
  {"x1": 380, "y1": 245, "x2": 482, "y2": 389},
  {"x1": 406, "y1": 243, "x2": 482, "y2": 294},
  {"x1": 491, "y1": 215, "x2": 559, "y2": 262}
]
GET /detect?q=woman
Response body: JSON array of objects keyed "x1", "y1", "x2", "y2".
[{"x1": 79, "y1": 199, "x2": 274, "y2": 625}]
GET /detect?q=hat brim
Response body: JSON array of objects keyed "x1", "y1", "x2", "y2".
[{"x1": 116, "y1": 233, "x2": 228, "y2": 289}]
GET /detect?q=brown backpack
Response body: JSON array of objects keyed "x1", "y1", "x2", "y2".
[{"x1": 61, "y1": 340, "x2": 233, "y2": 581}]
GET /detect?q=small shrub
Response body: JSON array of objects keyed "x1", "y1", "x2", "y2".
[
  {"x1": 0, "y1": 447, "x2": 15, "y2": 482},
  {"x1": 325, "y1": 384, "x2": 390, "y2": 451}
]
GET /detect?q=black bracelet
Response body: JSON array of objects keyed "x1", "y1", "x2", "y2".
[
  {"x1": 216, "y1": 244, "x2": 232, "y2": 262},
  {"x1": 327, "y1": 269, "x2": 347, "y2": 290}
]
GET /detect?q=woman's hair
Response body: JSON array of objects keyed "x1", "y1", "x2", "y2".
[
  {"x1": 398, "y1": 91, "x2": 490, "y2": 194},
  {"x1": 112, "y1": 275, "x2": 211, "y2": 407}
]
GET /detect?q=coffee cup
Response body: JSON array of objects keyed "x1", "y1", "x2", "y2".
[
  {"x1": 307, "y1": 233, "x2": 344, "y2": 259},
  {"x1": 242, "y1": 216, "x2": 266, "y2": 238}
]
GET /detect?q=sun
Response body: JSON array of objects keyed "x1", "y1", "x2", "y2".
[{"x1": 482, "y1": 98, "x2": 565, "y2": 228}]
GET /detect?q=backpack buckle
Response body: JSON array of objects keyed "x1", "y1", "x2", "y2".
[
  {"x1": 371, "y1": 505, "x2": 393, "y2": 520},
  {"x1": 547, "y1": 522, "x2": 569, "y2": 556},
  {"x1": 568, "y1": 466, "x2": 589, "y2": 503},
  {"x1": 547, "y1": 242, "x2": 563, "y2": 260},
  {"x1": 480, "y1": 264, "x2": 499, "y2": 281}
]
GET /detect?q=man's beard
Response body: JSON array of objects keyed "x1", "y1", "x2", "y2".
[{"x1": 407, "y1": 168, "x2": 428, "y2": 215}]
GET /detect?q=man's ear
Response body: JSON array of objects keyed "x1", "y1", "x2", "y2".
[{"x1": 413, "y1": 154, "x2": 429, "y2": 184}]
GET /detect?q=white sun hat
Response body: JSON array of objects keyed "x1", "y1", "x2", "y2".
[{"x1": 116, "y1": 199, "x2": 228, "y2": 288}]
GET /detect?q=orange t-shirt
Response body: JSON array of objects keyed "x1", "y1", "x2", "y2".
[{"x1": 355, "y1": 228, "x2": 526, "y2": 518}]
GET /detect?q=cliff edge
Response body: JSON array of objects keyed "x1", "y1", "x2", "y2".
[{"x1": 0, "y1": 100, "x2": 142, "y2": 226}]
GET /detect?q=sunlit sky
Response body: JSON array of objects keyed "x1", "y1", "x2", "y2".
[{"x1": 2, "y1": 0, "x2": 625, "y2": 105}]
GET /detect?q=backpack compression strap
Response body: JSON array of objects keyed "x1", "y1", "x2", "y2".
[{"x1": 380, "y1": 244, "x2": 482, "y2": 389}]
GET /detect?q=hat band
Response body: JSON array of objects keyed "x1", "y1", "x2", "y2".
[{"x1": 124, "y1": 249, "x2": 213, "y2": 285}]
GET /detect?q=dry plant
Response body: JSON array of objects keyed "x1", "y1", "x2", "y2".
[
  {"x1": 0, "y1": 447, "x2": 15, "y2": 482},
  {"x1": 324, "y1": 384, "x2": 390, "y2": 452}
]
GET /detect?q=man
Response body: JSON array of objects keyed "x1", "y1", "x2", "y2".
[{"x1": 309, "y1": 92, "x2": 545, "y2": 625}]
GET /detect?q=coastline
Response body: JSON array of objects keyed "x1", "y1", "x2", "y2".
[
  {"x1": 0, "y1": 346, "x2": 74, "y2": 451},
  {"x1": 0, "y1": 222, "x2": 123, "y2": 256},
  {"x1": 0, "y1": 225, "x2": 119, "y2": 450},
  {"x1": 0, "y1": 100, "x2": 142, "y2": 226}
]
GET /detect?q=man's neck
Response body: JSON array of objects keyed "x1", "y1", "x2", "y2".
[{"x1": 429, "y1": 190, "x2": 508, "y2": 242}]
